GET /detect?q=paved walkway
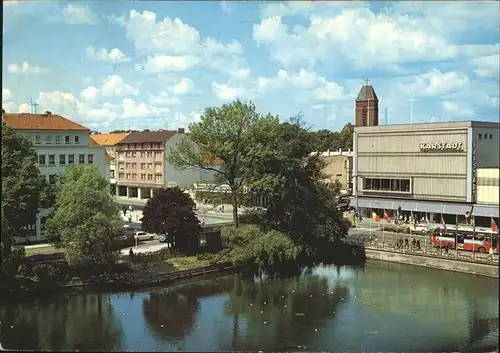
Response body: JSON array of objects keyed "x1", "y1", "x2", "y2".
[{"x1": 120, "y1": 242, "x2": 171, "y2": 255}]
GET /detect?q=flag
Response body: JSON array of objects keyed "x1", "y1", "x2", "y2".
[
  {"x1": 492, "y1": 217, "x2": 498, "y2": 232},
  {"x1": 441, "y1": 214, "x2": 447, "y2": 231},
  {"x1": 372, "y1": 212, "x2": 380, "y2": 222},
  {"x1": 383, "y1": 209, "x2": 391, "y2": 223}
]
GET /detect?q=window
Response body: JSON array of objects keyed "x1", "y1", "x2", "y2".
[
  {"x1": 110, "y1": 170, "x2": 115, "y2": 178},
  {"x1": 55, "y1": 135, "x2": 61, "y2": 144},
  {"x1": 59, "y1": 154, "x2": 66, "y2": 165},
  {"x1": 118, "y1": 173, "x2": 125, "y2": 179},
  {"x1": 48, "y1": 154, "x2": 55, "y2": 165},
  {"x1": 87, "y1": 154, "x2": 94, "y2": 164},
  {"x1": 75, "y1": 136, "x2": 80, "y2": 144},
  {"x1": 478, "y1": 133, "x2": 483, "y2": 139},
  {"x1": 147, "y1": 152, "x2": 153, "y2": 158},
  {"x1": 489, "y1": 134, "x2": 493, "y2": 139},
  {"x1": 362, "y1": 178, "x2": 411, "y2": 193},
  {"x1": 79, "y1": 154, "x2": 85, "y2": 164},
  {"x1": 65, "y1": 135, "x2": 70, "y2": 144},
  {"x1": 361, "y1": 107, "x2": 367, "y2": 126},
  {"x1": 155, "y1": 163, "x2": 162, "y2": 173},
  {"x1": 147, "y1": 163, "x2": 153, "y2": 169},
  {"x1": 126, "y1": 173, "x2": 131, "y2": 179},
  {"x1": 126, "y1": 163, "x2": 131, "y2": 168},
  {"x1": 155, "y1": 152, "x2": 162, "y2": 160},
  {"x1": 118, "y1": 152, "x2": 125, "y2": 160},
  {"x1": 45, "y1": 135, "x2": 52, "y2": 144},
  {"x1": 132, "y1": 163, "x2": 137, "y2": 169},
  {"x1": 125, "y1": 152, "x2": 131, "y2": 157},
  {"x1": 131, "y1": 152, "x2": 136, "y2": 157},
  {"x1": 132, "y1": 173, "x2": 137, "y2": 180},
  {"x1": 48, "y1": 175, "x2": 56, "y2": 184},
  {"x1": 68, "y1": 154, "x2": 75, "y2": 165},
  {"x1": 38, "y1": 154, "x2": 46, "y2": 165},
  {"x1": 199, "y1": 234, "x2": 207, "y2": 247},
  {"x1": 141, "y1": 152, "x2": 145, "y2": 158},
  {"x1": 141, "y1": 163, "x2": 146, "y2": 169},
  {"x1": 141, "y1": 173, "x2": 146, "y2": 180},
  {"x1": 147, "y1": 174, "x2": 153, "y2": 180},
  {"x1": 35, "y1": 135, "x2": 41, "y2": 144},
  {"x1": 118, "y1": 162, "x2": 125, "y2": 170},
  {"x1": 155, "y1": 175, "x2": 162, "y2": 183}
]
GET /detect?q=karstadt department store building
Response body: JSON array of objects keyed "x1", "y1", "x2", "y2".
[{"x1": 351, "y1": 121, "x2": 500, "y2": 224}]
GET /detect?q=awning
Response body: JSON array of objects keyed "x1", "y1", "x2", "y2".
[
  {"x1": 472, "y1": 205, "x2": 499, "y2": 218},
  {"x1": 350, "y1": 196, "x2": 473, "y2": 215}
]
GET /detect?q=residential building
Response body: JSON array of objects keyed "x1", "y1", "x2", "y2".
[
  {"x1": 351, "y1": 121, "x2": 500, "y2": 225},
  {"x1": 115, "y1": 129, "x2": 221, "y2": 202},
  {"x1": 318, "y1": 149, "x2": 354, "y2": 195},
  {"x1": 2, "y1": 111, "x2": 107, "y2": 242},
  {"x1": 89, "y1": 132, "x2": 131, "y2": 194}
]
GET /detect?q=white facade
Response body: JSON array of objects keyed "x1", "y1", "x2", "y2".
[{"x1": 15, "y1": 129, "x2": 107, "y2": 242}]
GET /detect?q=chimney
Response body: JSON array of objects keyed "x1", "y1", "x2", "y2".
[{"x1": 177, "y1": 128, "x2": 185, "y2": 134}]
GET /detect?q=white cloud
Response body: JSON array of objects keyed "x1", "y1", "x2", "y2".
[
  {"x1": 170, "y1": 78, "x2": 196, "y2": 95},
  {"x1": 101, "y1": 75, "x2": 139, "y2": 97},
  {"x1": 7, "y1": 62, "x2": 48, "y2": 75},
  {"x1": 2, "y1": 88, "x2": 17, "y2": 112},
  {"x1": 470, "y1": 54, "x2": 500, "y2": 78},
  {"x1": 86, "y1": 46, "x2": 130, "y2": 62},
  {"x1": 137, "y1": 55, "x2": 200, "y2": 73},
  {"x1": 53, "y1": 4, "x2": 98, "y2": 25},
  {"x1": 14, "y1": 91, "x2": 86, "y2": 119},
  {"x1": 442, "y1": 101, "x2": 475, "y2": 118},
  {"x1": 122, "y1": 98, "x2": 170, "y2": 119},
  {"x1": 212, "y1": 81, "x2": 246, "y2": 101},
  {"x1": 256, "y1": 69, "x2": 345, "y2": 102},
  {"x1": 149, "y1": 93, "x2": 181, "y2": 106},
  {"x1": 2, "y1": 88, "x2": 14, "y2": 102},
  {"x1": 80, "y1": 86, "x2": 99, "y2": 101},
  {"x1": 402, "y1": 69, "x2": 469, "y2": 97}
]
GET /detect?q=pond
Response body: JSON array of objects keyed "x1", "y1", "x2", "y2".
[{"x1": 0, "y1": 260, "x2": 498, "y2": 352}]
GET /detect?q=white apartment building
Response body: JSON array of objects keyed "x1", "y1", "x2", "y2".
[{"x1": 3, "y1": 111, "x2": 107, "y2": 242}]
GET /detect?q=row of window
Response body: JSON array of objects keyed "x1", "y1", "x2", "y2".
[
  {"x1": 118, "y1": 143, "x2": 163, "y2": 150},
  {"x1": 117, "y1": 151, "x2": 163, "y2": 159},
  {"x1": 118, "y1": 162, "x2": 162, "y2": 169},
  {"x1": 35, "y1": 135, "x2": 80, "y2": 145},
  {"x1": 118, "y1": 172, "x2": 162, "y2": 183},
  {"x1": 362, "y1": 178, "x2": 411, "y2": 193},
  {"x1": 38, "y1": 153, "x2": 94, "y2": 166},
  {"x1": 478, "y1": 133, "x2": 494, "y2": 140}
]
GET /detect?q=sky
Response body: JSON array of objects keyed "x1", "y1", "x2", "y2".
[{"x1": 2, "y1": 1, "x2": 499, "y2": 133}]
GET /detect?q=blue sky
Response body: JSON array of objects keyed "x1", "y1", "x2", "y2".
[{"x1": 3, "y1": 1, "x2": 499, "y2": 132}]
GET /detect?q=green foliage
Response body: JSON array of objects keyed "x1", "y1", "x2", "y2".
[
  {"x1": 1, "y1": 123, "x2": 44, "y2": 283},
  {"x1": 43, "y1": 165, "x2": 123, "y2": 266},
  {"x1": 167, "y1": 100, "x2": 280, "y2": 227},
  {"x1": 309, "y1": 123, "x2": 354, "y2": 152},
  {"x1": 220, "y1": 225, "x2": 301, "y2": 274},
  {"x1": 141, "y1": 187, "x2": 200, "y2": 253}
]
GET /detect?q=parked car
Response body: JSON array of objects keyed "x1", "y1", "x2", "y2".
[{"x1": 134, "y1": 231, "x2": 155, "y2": 241}]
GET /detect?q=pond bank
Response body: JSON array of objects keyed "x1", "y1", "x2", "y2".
[{"x1": 365, "y1": 248, "x2": 499, "y2": 278}]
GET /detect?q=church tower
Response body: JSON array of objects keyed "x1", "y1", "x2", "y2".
[{"x1": 355, "y1": 80, "x2": 379, "y2": 127}]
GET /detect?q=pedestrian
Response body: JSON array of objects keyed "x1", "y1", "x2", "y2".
[
  {"x1": 416, "y1": 239, "x2": 421, "y2": 250},
  {"x1": 221, "y1": 205, "x2": 225, "y2": 213},
  {"x1": 129, "y1": 248, "x2": 134, "y2": 258}
]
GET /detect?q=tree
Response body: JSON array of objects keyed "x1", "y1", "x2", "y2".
[
  {"x1": 43, "y1": 166, "x2": 123, "y2": 266},
  {"x1": 141, "y1": 187, "x2": 200, "y2": 253},
  {"x1": 309, "y1": 123, "x2": 354, "y2": 152},
  {"x1": 248, "y1": 117, "x2": 348, "y2": 267},
  {"x1": 1, "y1": 123, "x2": 44, "y2": 281},
  {"x1": 167, "y1": 100, "x2": 279, "y2": 227}
]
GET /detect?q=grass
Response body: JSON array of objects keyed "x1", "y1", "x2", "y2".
[
  {"x1": 25, "y1": 245, "x2": 64, "y2": 257},
  {"x1": 164, "y1": 256, "x2": 211, "y2": 271}
]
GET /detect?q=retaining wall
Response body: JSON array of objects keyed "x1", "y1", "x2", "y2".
[{"x1": 366, "y1": 248, "x2": 499, "y2": 278}]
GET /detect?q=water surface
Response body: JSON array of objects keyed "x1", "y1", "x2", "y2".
[{"x1": 0, "y1": 260, "x2": 498, "y2": 352}]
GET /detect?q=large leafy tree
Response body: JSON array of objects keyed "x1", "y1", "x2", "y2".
[
  {"x1": 310, "y1": 123, "x2": 354, "y2": 152},
  {"x1": 1, "y1": 123, "x2": 45, "y2": 281},
  {"x1": 249, "y1": 116, "x2": 348, "y2": 266},
  {"x1": 43, "y1": 165, "x2": 123, "y2": 265},
  {"x1": 167, "y1": 100, "x2": 279, "y2": 227},
  {"x1": 141, "y1": 187, "x2": 200, "y2": 253}
]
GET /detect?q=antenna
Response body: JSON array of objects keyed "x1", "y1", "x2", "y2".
[
  {"x1": 384, "y1": 107, "x2": 388, "y2": 125},
  {"x1": 28, "y1": 96, "x2": 39, "y2": 114},
  {"x1": 410, "y1": 95, "x2": 413, "y2": 123}
]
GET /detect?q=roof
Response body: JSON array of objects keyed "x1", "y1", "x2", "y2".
[
  {"x1": 90, "y1": 132, "x2": 131, "y2": 146},
  {"x1": 2, "y1": 113, "x2": 90, "y2": 131},
  {"x1": 356, "y1": 85, "x2": 378, "y2": 102},
  {"x1": 354, "y1": 120, "x2": 500, "y2": 133},
  {"x1": 118, "y1": 130, "x2": 178, "y2": 144}
]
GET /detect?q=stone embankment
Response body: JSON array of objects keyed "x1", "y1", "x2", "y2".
[{"x1": 365, "y1": 248, "x2": 499, "y2": 278}]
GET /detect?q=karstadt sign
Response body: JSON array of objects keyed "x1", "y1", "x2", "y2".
[{"x1": 420, "y1": 142, "x2": 464, "y2": 152}]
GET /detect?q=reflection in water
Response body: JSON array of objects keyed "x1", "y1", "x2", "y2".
[
  {"x1": 0, "y1": 261, "x2": 498, "y2": 352},
  {"x1": 0, "y1": 294, "x2": 123, "y2": 351}
]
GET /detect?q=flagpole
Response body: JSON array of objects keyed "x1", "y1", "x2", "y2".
[{"x1": 455, "y1": 214, "x2": 459, "y2": 258}]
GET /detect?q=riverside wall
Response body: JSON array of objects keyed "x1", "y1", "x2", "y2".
[{"x1": 365, "y1": 248, "x2": 499, "y2": 278}]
